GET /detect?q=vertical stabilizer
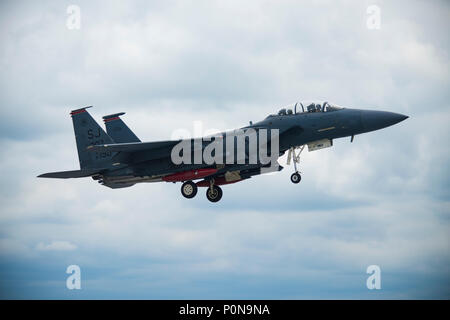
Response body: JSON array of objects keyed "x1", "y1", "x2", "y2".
[
  {"x1": 103, "y1": 112, "x2": 141, "y2": 143},
  {"x1": 71, "y1": 106, "x2": 115, "y2": 169}
]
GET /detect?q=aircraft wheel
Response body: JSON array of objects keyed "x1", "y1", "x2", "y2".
[
  {"x1": 206, "y1": 185, "x2": 223, "y2": 202},
  {"x1": 181, "y1": 181, "x2": 198, "y2": 199},
  {"x1": 290, "y1": 172, "x2": 301, "y2": 184}
]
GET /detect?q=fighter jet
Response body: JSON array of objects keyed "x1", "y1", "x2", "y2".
[{"x1": 38, "y1": 102, "x2": 408, "y2": 202}]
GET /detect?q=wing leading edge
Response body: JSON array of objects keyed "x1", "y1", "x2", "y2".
[{"x1": 86, "y1": 140, "x2": 180, "y2": 153}]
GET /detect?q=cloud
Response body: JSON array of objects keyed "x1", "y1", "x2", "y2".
[
  {"x1": 0, "y1": 0, "x2": 449, "y2": 299},
  {"x1": 36, "y1": 241, "x2": 77, "y2": 252}
]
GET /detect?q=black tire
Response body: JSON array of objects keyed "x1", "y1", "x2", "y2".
[
  {"x1": 206, "y1": 185, "x2": 223, "y2": 202},
  {"x1": 290, "y1": 172, "x2": 301, "y2": 184},
  {"x1": 181, "y1": 181, "x2": 198, "y2": 199}
]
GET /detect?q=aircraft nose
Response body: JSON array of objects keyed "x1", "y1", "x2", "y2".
[{"x1": 361, "y1": 110, "x2": 408, "y2": 132}]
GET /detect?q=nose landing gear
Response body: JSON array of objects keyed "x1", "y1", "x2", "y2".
[
  {"x1": 290, "y1": 172, "x2": 301, "y2": 184},
  {"x1": 287, "y1": 145, "x2": 305, "y2": 184}
]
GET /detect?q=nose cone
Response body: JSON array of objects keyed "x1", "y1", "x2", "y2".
[{"x1": 361, "y1": 110, "x2": 408, "y2": 132}]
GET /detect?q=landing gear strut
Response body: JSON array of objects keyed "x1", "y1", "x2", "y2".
[
  {"x1": 287, "y1": 145, "x2": 305, "y2": 184},
  {"x1": 181, "y1": 180, "x2": 197, "y2": 199},
  {"x1": 206, "y1": 179, "x2": 223, "y2": 202},
  {"x1": 206, "y1": 185, "x2": 223, "y2": 202}
]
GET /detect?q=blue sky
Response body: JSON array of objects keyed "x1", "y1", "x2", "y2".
[{"x1": 0, "y1": 0, "x2": 449, "y2": 299}]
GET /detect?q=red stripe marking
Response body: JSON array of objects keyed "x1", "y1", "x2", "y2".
[
  {"x1": 196, "y1": 177, "x2": 241, "y2": 187},
  {"x1": 70, "y1": 109, "x2": 87, "y2": 116},
  {"x1": 162, "y1": 168, "x2": 218, "y2": 182},
  {"x1": 103, "y1": 117, "x2": 120, "y2": 122}
]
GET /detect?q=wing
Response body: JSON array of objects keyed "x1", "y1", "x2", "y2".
[{"x1": 86, "y1": 140, "x2": 180, "y2": 153}]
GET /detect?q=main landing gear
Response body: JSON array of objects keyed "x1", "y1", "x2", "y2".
[
  {"x1": 181, "y1": 181, "x2": 197, "y2": 198},
  {"x1": 180, "y1": 179, "x2": 223, "y2": 202},
  {"x1": 206, "y1": 184, "x2": 223, "y2": 203},
  {"x1": 287, "y1": 145, "x2": 305, "y2": 184}
]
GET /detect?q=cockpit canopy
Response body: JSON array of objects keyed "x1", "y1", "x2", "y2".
[{"x1": 272, "y1": 101, "x2": 343, "y2": 117}]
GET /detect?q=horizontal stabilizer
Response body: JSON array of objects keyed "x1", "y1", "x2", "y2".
[{"x1": 37, "y1": 168, "x2": 105, "y2": 179}]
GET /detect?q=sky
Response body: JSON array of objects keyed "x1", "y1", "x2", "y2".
[{"x1": 0, "y1": 0, "x2": 449, "y2": 299}]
